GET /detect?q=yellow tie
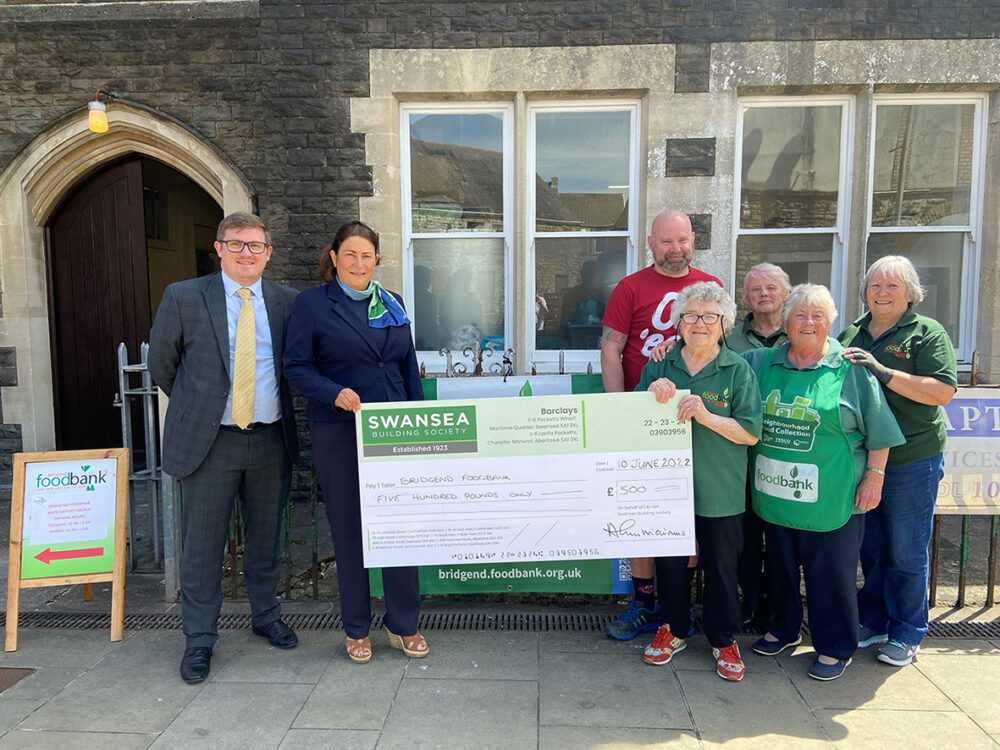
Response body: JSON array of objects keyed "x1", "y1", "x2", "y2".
[{"x1": 231, "y1": 288, "x2": 255, "y2": 429}]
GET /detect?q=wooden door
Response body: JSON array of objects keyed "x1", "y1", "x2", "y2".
[{"x1": 49, "y1": 160, "x2": 149, "y2": 450}]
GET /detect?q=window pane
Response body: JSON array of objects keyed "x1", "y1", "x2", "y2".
[
  {"x1": 866, "y1": 232, "x2": 962, "y2": 347},
  {"x1": 409, "y1": 112, "x2": 504, "y2": 233},
  {"x1": 872, "y1": 104, "x2": 975, "y2": 228},
  {"x1": 412, "y1": 238, "x2": 505, "y2": 351},
  {"x1": 740, "y1": 106, "x2": 842, "y2": 229},
  {"x1": 535, "y1": 111, "x2": 630, "y2": 232},
  {"x1": 735, "y1": 234, "x2": 833, "y2": 317},
  {"x1": 534, "y1": 237, "x2": 627, "y2": 351}
]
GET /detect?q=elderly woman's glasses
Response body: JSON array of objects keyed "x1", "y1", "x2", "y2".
[
  {"x1": 679, "y1": 312, "x2": 721, "y2": 325},
  {"x1": 221, "y1": 240, "x2": 269, "y2": 254}
]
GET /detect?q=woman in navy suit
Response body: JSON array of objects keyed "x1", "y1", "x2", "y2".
[{"x1": 284, "y1": 221, "x2": 428, "y2": 664}]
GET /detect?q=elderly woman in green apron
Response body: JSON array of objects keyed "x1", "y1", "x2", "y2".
[
  {"x1": 638, "y1": 282, "x2": 763, "y2": 682},
  {"x1": 742, "y1": 284, "x2": 903, "y2": 682}
]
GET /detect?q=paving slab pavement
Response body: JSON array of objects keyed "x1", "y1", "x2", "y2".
[
  {"x1": 1, "y1": 624, "x2": 998, "y2": 750},
  {"x1": 2, "y1": 514, "x2": 998, "y2": 749}
]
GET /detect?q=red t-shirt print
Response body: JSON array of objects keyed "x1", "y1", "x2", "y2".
[{"x1": 601, "y1": 266, "x2": 722, "y2": 391}]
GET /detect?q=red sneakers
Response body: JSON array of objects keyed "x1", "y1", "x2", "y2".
[
  {"x1": 713, "y1": 641, "x2": 745, "y2": 681},
  {"x1": 643, "y1": 624, "x2": 687, "y2": 666}
]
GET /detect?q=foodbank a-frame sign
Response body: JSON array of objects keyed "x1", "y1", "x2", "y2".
[
  {"x1": 19, "y1": 457, "x2": 119, "y2": 578},
  {"x1": 7, "y1": 448, "x2": 129, "y2": 651}
]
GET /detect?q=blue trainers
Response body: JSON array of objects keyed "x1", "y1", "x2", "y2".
[
  {"x1": 605, "y1": 600, "x2": 660, "y2": 640},
  {"x1": 858, "y1": 625, "x2": 889, "y2": 648},
  {"x1": 877, "y1": 640, "x2": 919, "y2": 666},
  {"x1": 751, "y1": 633, "x2": 802, "y2": 656},
  {"x1": 808, "y1": 657, "x2": 851, "y2": 681}
]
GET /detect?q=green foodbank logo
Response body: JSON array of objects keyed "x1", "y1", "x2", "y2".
[
  {"x1": 362, "y1": 405, "x2": 478, "y2": 457},
  {"x1": 35, "y1": 464, "x2": 107, "y2": 491},
  {"x1": 754, "y1": 455, "x2": 818, "y2": 503}
]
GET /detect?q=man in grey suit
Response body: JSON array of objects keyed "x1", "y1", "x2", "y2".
[{"x1": 149, "y1": 212, "x2": 300, "y2": 683}]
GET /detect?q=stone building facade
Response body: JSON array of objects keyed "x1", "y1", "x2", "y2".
[{"x1": 1, "y1": 0, "x2": 998, "y2": 482}]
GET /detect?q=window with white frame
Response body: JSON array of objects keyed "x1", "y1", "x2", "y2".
[
  {"x1": 401, "y1": 104, "x2": 513, "y2": 354},
  {"x1": 866, "y1": 95, "x2": 986, "y2": 361},
  {"x1": 400, "y1": 100, "x2": 641, "y2": 371},
  {"x1": 733, "y1": 97, "x2": 854, "y2": 317},
  {"x1": 528, "y1": 103, "x2": 640, "y2": 366}
]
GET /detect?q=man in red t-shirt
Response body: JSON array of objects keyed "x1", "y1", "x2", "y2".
[{"x1": 600, "y1": 209, "x2": 722, "y2": 640}]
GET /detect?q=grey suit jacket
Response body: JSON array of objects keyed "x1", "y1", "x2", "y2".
[{"x1": 148, "y1": 271, "x2": 300, "y2": 478}]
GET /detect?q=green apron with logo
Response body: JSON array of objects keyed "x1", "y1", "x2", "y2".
[{"x1": 751, "y1": 347, "x2": 861, "y2": 532}]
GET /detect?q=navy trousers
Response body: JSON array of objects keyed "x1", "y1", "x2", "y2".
[
  {"x1": 310, "y1": 420, "x2": 421, "y2": 639},
  {"x1": 656, "y1": 513, "x2": 743, "y2": 648},
  {"x1": 764, "y1": 513, "x2": 864, "y2": 660}
]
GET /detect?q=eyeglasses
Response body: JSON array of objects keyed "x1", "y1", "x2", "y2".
[
  {"x1": 220, "y1": 239, "x2": 269, "y2": 255},
  {"x1": 679, "y1": 312, "x2": 721, "y2": 325}
]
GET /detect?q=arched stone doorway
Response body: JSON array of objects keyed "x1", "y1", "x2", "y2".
[
  {"x1": 48, "y1": 156, "x2": 223, "y2": 450},
  {"x1": 0, "y1": 101, "x2": 254, "y2": 460}
]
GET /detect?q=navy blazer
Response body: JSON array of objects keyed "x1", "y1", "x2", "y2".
[{"x1": 283, "y1": 281, "x2": 424, "y2": 422}]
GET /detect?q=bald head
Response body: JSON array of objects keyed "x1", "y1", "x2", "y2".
[
  {"x1": 650, "y1": 210, "x2": 692, "y2": 235},
  {"x1": 647, "y1": 210, "x2": 695, "y2": 277}
]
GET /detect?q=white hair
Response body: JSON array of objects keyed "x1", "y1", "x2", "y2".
[
  {"x1": 743, "y1": 263, "x2": 792, "y2": 302},
  {"x1": 783, "y1": 283, "x2": 838, "y2": 325}
]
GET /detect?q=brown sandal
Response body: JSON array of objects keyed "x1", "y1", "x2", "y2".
[
  {"x1": 345, "y1": 636, "x2": 372, "y2": 664},
  {"x1": 384, "y1": 627, "x2": 429, "y2": 658}
]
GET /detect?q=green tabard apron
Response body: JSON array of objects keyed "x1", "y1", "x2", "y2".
[{"x1": 751, "y1": 347, "x2": 861, "y2": 532}]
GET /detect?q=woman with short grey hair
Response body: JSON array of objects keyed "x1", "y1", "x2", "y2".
[{"x1": 840, "y1": 255, "x2": 957, "y2": 668}]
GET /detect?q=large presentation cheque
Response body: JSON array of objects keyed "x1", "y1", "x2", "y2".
[{"x1": 356, "y1": 391, "x2": 695, "y2": 568}]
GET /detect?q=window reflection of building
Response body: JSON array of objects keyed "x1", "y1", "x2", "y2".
[
  {"x1": 866, "y1": 99, "x2": 983, "y2": 353},
  {"x1": 406, "y1": 109, "x2": 510, "y2": 355},
  {"x1": 531, "y1": 106, "x2": 636, "y2": 355},
  {"x1": 734, "y1": 99, "x2": 848, "y2": 320},
  {"x1": 734, "y1": 95, "x2": 985, "y2": 360},
  {"x1": 402, "y1": 103, "x2": 639, "y2": 366},
  {"x1": 410, "y1": 138, "x2": 504, "y2": 233},
  {"x1": 739, "y1": 106, "x2": 842, "y2": 229},
  {"x1": 532, "y1": 172, "x2": 628, "y2": 350},
  {"x1": 871, "y1": 104, "x2": 974, "y2": 227}
]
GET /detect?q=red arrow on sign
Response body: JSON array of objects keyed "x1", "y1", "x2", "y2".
[{"x1": 34, "y1": 547, "x2": 104, "y2": 565}]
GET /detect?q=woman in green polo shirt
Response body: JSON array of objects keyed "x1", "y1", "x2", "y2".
[
  {"x1": 636, "y1": 282, "x2": 762, "y2": 682},
  {"x1": 840, "y1": 256, "x2": 957, "y2": 668},
  {"x1": 743, "y1": 284, "x2": 903, "y2": 681}
]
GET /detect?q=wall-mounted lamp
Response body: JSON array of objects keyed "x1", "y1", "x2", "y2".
[{"x1": 88, "y1": 91, "x2": 108, "y2": 133}]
